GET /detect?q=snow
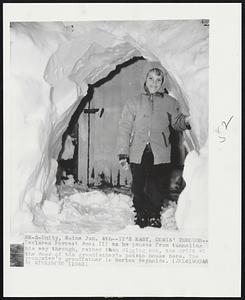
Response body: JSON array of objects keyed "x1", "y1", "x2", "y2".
[
  {"x1": 175, "y1": 143, "x2": 208, "y2": 234},
  {"x1": 61, "y1": 135, "x2": 76, "y2": 160},
  {"x1": 8, "y1": 20, "x2": 208, "y2": 239},
  {"x1": 52, "y1": 190, "x2": 135, "y2": 234},
  {"x1": 32, "y1": 187, "x2": 183, "y2": 236}
]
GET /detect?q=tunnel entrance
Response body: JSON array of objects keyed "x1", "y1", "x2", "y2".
[{"x1": 55, "y1": 56, "x2": 189, "y2": 200}]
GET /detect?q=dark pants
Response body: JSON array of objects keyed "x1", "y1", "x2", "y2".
[{"x1": 130, "y1": 145, "x2": 171, "y2": 220}]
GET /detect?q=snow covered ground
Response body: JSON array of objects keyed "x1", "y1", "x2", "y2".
[
  {"x1": 29, "y1": 183, "x2": 182, "y2": 235},
  {"x1": 43, "y1": 188, "x2": 135, "y2": 234}
]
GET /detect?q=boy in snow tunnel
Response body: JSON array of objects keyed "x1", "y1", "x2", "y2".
[{"x1": 117, "y1": 62, "x2": 191, "y2": 228}]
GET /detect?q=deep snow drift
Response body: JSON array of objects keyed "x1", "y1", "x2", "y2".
[
  {"x1": 32, "y1": 186, "x2": 178, "y2": 235},
  {"x1": 8, "y1": 20, "x2": 208, "y2": 240}
]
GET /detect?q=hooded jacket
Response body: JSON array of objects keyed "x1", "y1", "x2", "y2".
[{"x1": 117, "y1": 62, "x2": 189, "y2": 165}]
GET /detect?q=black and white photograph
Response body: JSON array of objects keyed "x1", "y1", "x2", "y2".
[
  {"x1": 4, "y1": 3, "x2": 241, "y2": 298},
  {"x1": 9, "y1": 19, "x2": 208, "y2": 235}
]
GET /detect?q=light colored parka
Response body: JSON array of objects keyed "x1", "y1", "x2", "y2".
[{"x1": 117, "y1": 91, "x2": 188, "y2": 165}]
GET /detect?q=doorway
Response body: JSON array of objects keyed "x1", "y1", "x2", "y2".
[{"x1": 78, "y1": 57, "x2": 147, "y2": 189}]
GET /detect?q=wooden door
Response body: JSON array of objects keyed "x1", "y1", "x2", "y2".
[{"x1": 78, "y1": 59, "x2": 147, "y2": 187}]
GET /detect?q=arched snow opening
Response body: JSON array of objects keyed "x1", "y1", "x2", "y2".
[
  {"x1": 10, "y1": 20, "x2": 208, "y2": 238},
  {"x1": 55, "y1": 56, "x2": 193, "y2": 186}
]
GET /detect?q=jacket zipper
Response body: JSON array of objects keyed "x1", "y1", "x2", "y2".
[{"x1": 147, "y1": 95, "x2": 153, "y2": 143}]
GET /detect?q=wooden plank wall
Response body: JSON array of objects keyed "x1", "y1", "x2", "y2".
[{"x1": 78, "y1": 59, "x2": 147, "y2": 186}]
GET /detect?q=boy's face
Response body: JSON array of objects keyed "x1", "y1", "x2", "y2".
[{"x1": 146, "y1": 71, "x2": 163, "y2": 94}]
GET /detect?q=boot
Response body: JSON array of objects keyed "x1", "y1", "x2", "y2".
[
  {"x1": 148, "y1": 211, "x2": 161, "y2": 228},
  {"x1": 148, "y1": 217, "x2": 161, "y2": 228},
  {"x1": 135, "y1": 210, "x2": 149, "y2": 228}
]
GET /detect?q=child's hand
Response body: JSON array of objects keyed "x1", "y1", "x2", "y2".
[
  {"x1": 185, "y1": 116, "x2": 191, "y2": 129},
  {"x1": 185, "y1": 116, "x2": 191, "y2": 125},
  {"x1": 118, "y1": 154, "x2": 129, "y2": 171},
  {"x1": 119, "y1": 158, "x2": 129, "y2": 171}
]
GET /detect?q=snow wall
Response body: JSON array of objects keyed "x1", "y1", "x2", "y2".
[{"x1": 9, "y1": 20, "x2": 208, "y2": 236}]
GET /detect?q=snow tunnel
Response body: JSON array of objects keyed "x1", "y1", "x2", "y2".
[
  {"x1": 9, "y1": 20, "x2": 209, "y2": 238},
  {"x1": 56, "y1": 57, "x2": 194, "y2": 187}
]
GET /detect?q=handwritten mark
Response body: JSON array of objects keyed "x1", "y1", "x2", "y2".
[
  {"x1": 221, "y1": 115, "x2": 234, "y2": 130},
  {"x1": 218, "y1": 136, "x2": 226, "y2": 143},
  {"x1": 217, "y1": 115, "x2": 234, "y2": 143}
]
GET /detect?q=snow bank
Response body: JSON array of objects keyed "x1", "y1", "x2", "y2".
[
  {"x1": 175, "y1": 143, "x2": 208, "y2": 235},
  {"x1": 42, "y1": 190, "x2": 135, "y2": 234},
  {"x1": 9, "y1": 20, "x2": 208, "y2": 237},
  {"x1": 9, "y1": 23, "x2": 68, "y2": 237},
  {"x1": 34, "y1": 188, "x2": 180, "y2": 235}
]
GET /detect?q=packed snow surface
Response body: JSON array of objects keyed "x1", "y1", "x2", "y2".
[
  {"x1": 30, "y1": 186, "x2": 180, "y2": 235},
  {"x1": 45, "y1": 189, "x2": 135, "y2": 234}
]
